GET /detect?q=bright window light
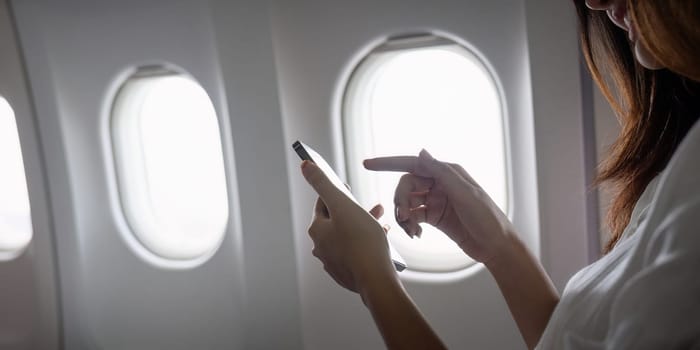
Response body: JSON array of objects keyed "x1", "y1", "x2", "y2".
[
  {"x1": 0, "y1": 96, "x2": 32, "y2": 260},
  {"x1": 112, "y1": 73, "x2": 229, "y2": 261},
  {"x1": 344, "y1": 42, "x2": 507, "y2": 273}
]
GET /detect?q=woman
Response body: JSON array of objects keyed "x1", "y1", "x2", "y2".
[{"x1": 300, "y1": 0, "x2": 700, "y2": 348}]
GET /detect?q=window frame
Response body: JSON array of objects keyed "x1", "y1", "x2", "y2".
[
  {"x1": 340, "y1": 34, "x2": 512, "y2": 279},
  {"x1": 0, "y1": 95, "x2": 33, "y2": 261},
  {"x1": 109, "y1": 66, "x2": 230, "y2": 267}
]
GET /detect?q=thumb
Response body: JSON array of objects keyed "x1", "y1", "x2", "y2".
[{"x1": 301, "y1": 160, "x2": 343, "y2": 208}]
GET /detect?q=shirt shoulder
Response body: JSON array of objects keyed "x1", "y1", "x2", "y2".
[{"x1": 648, "y1": 120, "x2": 700, "y2": 216}]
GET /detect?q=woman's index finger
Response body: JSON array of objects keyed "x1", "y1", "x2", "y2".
[{"x1": 363, "y1": 156, "x2": 419, "y2": 172}]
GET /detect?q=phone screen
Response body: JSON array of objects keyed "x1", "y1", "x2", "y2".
[{"x1": 293, "y1": 140, "x2": 407, "y2": 271}]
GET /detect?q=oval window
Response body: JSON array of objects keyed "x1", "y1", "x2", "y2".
[
  {"x1": 111, "y1": 70, "x2": 229, "y2": 261},
  {"x1": 343, "y1": 36, "x2": 508, "y2": 273},
  {"x1": 0, "y1": 96, "x2": 32, "y2": 260}
]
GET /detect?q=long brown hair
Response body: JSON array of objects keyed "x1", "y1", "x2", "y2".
[{"x1": 575, "y1": 0, "x2": 700, "y2": 253}]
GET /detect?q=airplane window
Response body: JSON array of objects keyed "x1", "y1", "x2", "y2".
[
  {"x1": 111, "y1": 72, "x2": 229, "y2": 262},
  {"x1": 0, "y1": 96, "x2": 32, "y2": 261},
  {"x1": 343, "y1": 38, "x2": 508, "y2": 273}
]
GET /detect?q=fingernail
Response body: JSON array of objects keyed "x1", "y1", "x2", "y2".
[{"x1": 302, "y1": 160, "x2": 315, "y2": 173}]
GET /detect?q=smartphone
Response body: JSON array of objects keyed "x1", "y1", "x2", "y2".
[{"x1": 293, "y1": 140, "x2": 407, "y2": 272}]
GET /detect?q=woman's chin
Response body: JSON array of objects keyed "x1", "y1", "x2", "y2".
[{"x1": 635, "y1": 42, "x2": 664, "y2": 70}]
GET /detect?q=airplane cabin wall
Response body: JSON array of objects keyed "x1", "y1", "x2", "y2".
[
  {"x1": 208, "y1": 1, "x2": 305, "y2": 348},
  {"x1": 271, "y1": 0, "x2": 593, "y2": 349},
  {"x1": 522, "y1": 0, "x2": 597, "y2": 284},
  {"x1": 12, "y1": 0, "x2": 253, "y2": 348},
  {"x1": 0, "y1": 1, "x2": 60, "y2": 348},
  {"x1": 3, "y1": 0, "x2": 600, "y2": 348}
]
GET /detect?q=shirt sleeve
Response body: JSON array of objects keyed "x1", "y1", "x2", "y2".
[{"x1": 565, "y1": 200, "x2": 700, "y2": 349}]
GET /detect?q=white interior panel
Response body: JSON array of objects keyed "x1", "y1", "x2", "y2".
[
  {"x1": 3, "y1": 0, "x2": 595, "y2": 348},
  {"x1": 271, "y1": 0, "x2": 550, "y2": 348},
  {"x1": 0, "y1": 2, "x2": 60, "y2": 348},
  {"x1": 523, "y1": 0, "x2": 595, "y2": 287},
  {"x1": 208, "y1": 0, "x2": 304, "y2": 348},
  {"x1": 11, "y1": 1, "x2": 253, "y2": 348}
]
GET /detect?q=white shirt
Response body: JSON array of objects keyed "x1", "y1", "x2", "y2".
[{"x1": 536, "y1": 120, "x2": 700, "y2": 349}]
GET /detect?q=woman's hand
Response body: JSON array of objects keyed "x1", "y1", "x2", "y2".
[
  {"x1": 301, "y1": 160, "x2": 398, "y2": 294},
  {"x1": 364, "y1": 149, "x2": 515, "y2": 264},
  {"x1": 301, "y1": 159, "x2": 449, "y2": 350}
]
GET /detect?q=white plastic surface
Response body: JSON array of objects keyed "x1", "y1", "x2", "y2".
[
  {"x1": 343, "y1": 44, "x2": 507, "y2": 273},
  {"x1": 112, "y1": 74, "x2": 229, "y2": 262},
  {"x1": 271, "y1": 0, "x2": 539, "y2": 348}
]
